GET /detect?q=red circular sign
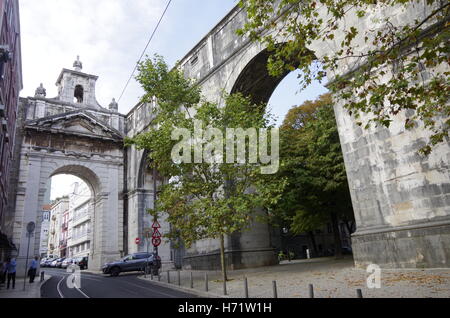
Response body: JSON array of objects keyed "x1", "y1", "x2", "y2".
[
  {"x1": 135, "y1": 237, "x2": 141, "y2": 245},
  {"x1": 152, "y1": 238, "x2": 161, "y2": 247}
]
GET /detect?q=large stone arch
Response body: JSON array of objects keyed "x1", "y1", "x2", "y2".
[
  {"x1": 125, "y1": 145, "x2": 175, "y2": 268},
  {"x1": 174, "y1": 3, "x2": 450, "y2": 269},
  {"x1": 11, "y1": 92, "x2": 126, "y2": 274}
]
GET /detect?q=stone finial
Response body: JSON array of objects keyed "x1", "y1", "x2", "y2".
[
  {"x1": 109, "y1": 98, "x2": 118, "y2": 112},
  {"x1": 73, "y1": 55, "x2": 83, "y2": 71},
  {"x1": 34, "y1": 83, "x2": 46, "y2": 98}
]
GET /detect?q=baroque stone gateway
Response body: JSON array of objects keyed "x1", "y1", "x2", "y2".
[{"x1": 9, "y1": 3, "x2": 449, "y2": 274}]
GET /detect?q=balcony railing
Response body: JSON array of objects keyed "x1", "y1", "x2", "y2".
[
  {"x1": 61, "y1": 222, "x2": 68, "y2": 230},
  {"x1": 59, "y1": 240, "x2": 67, "y2": 248}
]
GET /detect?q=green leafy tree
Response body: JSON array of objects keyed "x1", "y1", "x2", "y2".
[
  {"x1": 238, "y1": 0, "x2": 449, "y2": 155},
  {"x1": 127, "y1": 55, "x2": 286, "y2": 282},
  {"x1": 270, "y1": 93, "x2": 354, "y2": 258}
]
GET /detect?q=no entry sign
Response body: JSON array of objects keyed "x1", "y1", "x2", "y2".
[{"x1": 135, "y1": 237, "x2": 141, "y2": 245}]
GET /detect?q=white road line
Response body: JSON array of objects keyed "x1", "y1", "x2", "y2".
[
  {"x1": 56, "y1": 276, "x2": 66, "y2": 298},
  {"x1": 75, "y1": 286, "x2": 90, "y2": 298}
]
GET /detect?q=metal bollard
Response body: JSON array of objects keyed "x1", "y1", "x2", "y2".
[
  {"x1": 177, "y1": 270, "x2": 181, "y2": 286},
  {"x1": 190, "y1": 272, "x2": 194, "y2": 289},
  {"x1": 40, "y1": 271, "x2": 45, "y2": 282},
  {"x1": 151, "y1": 271, "x2": 154, "y2": 280},
  {"x1": 244, "y1": 277, "x2": 249, "y2": 298},
  {"x1": 158, "y1": 273, "x2": 161, "y2": 281},
  {"x1": 167, "y1": 271, "x2": 170, "y2": 284},
  {"x1": 205, "y1": 273, "x2": 209, "y2": 292},
  {"x1": 357, "y1": 289, "x2": 363, "y2": 298},
  {"x1": 223, "y1": 278, "x2": 227, "y2": 296},
  {"x1": 309, "y1": 284, "x2": 314, "y2": 298},
  {"x1": 272, "y1": 281, "x2": 278, "y2": 298}
]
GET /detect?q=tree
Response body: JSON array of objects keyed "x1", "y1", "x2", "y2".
[
  {"x1": 238, "y1": 0, "x2": 449, "y2": 155},
  {"x1": 268, "y1": 93, "x2": 354, "y2": 258},
  {"x1": 127, "y1": 55, "x2": 286, "y2": 282}
]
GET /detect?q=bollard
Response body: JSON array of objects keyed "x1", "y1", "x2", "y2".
[
  {"x1": 190, "y1": 272, "x2": 194, "y2": 289},
  {"x1": 223, "y1": 278, "x2": 227, "y2": 296},
  {"x1": 244, "y1": 277, "x2": 249, "y2": 298},
  {"x1": 40, "y1": 271, "x2": 45, "y2": 282},
  {"x1": 151, "y1": 271, "x2": 154, "y2": 281},
  {"x1": 158, "y1": 273, "x2": 161, "y2": 282},
  {"x1": 272, "y1": 281, "x2": 278, "y2": 298},
  {"x1": 205, "y1": 273, "x2": 209, "y2": 292},
  {"x1": 167, "y1": 271, "x2": 170, "y2": 284},
  {"x1": 357, "y1": 289, "x2": 363, "y2": 298},
  {"x1": 177, "y1": 270, "x2": 181, "y2": 286},
  {"x1": 309, "y1": 284, "x2": 314, "y2": 298}
]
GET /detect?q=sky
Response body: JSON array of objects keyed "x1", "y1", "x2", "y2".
[{"x1": 20, "y1": 0, "x2": 327, "y2": 199}]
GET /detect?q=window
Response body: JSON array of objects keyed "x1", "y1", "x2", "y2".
[{"x1": 74, "y1": 85, "x2": 84, "y2": 103}]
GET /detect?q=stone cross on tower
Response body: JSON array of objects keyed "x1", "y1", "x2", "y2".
[{"x1": 73, "y1": 55, "x2": 83, "y2": 71}]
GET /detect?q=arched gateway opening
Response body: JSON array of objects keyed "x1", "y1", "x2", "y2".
[{"x1": 228, "y1": 47, "x2": 357, "y2": 263}]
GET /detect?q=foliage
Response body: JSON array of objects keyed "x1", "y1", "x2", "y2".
[
  {"x1": 238, "y1": 0, "x2": 450, "y2": 155},
  {"x1": 268, "y1": 93, "x2": 354, "y2": 238},
  {"x1": 127, "y1": 55, "x2": 287, "y2": 276}
]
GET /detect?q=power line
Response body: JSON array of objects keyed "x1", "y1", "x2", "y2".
[{"x1": 118, "y1": 0, "x2": 172, "y2": 103}]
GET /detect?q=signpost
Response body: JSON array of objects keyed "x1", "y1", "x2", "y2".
[{"x1": 23, "y1": 222, "x2": 35, "y2": 291}]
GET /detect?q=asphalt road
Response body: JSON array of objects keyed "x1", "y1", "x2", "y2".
[{"x1": 41, "y1": 268, "x2": 198, "y2": 298}]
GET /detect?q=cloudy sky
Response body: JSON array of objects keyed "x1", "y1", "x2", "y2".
[{"x1": 19, "y1": 0, "x2": 327, "y2": 199}]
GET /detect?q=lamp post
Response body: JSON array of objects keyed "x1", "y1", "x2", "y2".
[
  {"x1": 153, "y1": 166, "x2": 158, "y2": 258},
  {"x1": 23, "y1": 222, "x2": 35, "y2": 291}
]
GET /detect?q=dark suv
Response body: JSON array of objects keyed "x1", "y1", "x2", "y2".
[
  {"x1": 102, "y1": 252, "x2": 161, "y2": 277},
  {"x1": 75, "y1": 256, "x2": 88, "y2": 270}
]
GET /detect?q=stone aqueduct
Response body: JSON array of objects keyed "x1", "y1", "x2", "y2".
[{"x1": 10, "y1": 3, "x2": 449, "y2": 274}]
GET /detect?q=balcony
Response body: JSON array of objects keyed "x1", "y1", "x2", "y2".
[
  {"x1": 59, "y1": 240, "x2": 67, "y2": 248},
  {"x1": 61, "y1": 222, "x2": 68, "y2": 230}
]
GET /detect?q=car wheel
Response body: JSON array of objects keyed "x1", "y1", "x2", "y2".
[{"x1": 110, "y1": 267, "x2": 120, "y2": 277}]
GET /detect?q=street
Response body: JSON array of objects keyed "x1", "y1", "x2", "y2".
[{"x1": 41, "y1": 269, "x2": 198, "y2": 298}]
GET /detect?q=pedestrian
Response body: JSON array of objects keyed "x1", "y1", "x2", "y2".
[
  {"x1": 28, "y1": 256, "x2": 39, "y2": 283},
  {"x1": 5, "y1": 258, "x2": 16, "y2": 289}
]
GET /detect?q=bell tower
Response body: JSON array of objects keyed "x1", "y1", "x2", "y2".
[{"x1": 55, "y1": 56, "x2": 102, "y2": 109}]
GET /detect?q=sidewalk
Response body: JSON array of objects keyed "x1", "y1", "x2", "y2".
[
  {"x1": 139, "y1": 257, "x2": 450, "y2": 298},
  {"x1": 0, "y1": 274, "x2": 51, "y2": 298}
]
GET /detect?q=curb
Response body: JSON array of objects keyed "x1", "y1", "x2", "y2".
[
  {"x1": 38, "y1": 274, "x2": 52, "y2": 298},
  {"x1": 137, "y1": 275, "x2": 230, "y2": 298}
]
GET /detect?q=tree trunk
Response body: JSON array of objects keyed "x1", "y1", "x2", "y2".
[
  {"x1": 330, "y1": 212, "x2": 343, "y2": 259},
  {"x1": 219, "y1": 234, "x2": 227, "y2": 282},
  {"x1": 308, "y1": 231, "x2": 319, "y2": 257}
]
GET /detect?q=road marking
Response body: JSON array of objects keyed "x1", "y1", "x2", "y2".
[
  {"x1": 56, "y1": 276, "x2": 66, "y2": 298},
  {"x1": 75, "y1": 286, "x2": 90, "y2": 298}
]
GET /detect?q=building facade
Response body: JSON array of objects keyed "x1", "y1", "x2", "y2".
[
  {"x1": 47, "y1": 197, "x2": 69, "y2": 258},
  {"x1": 68, "y1": 181, "x2": 92, "y2": 259},
  {"x1": 0, "y1": 0, "x2": 22, "y2": 260}
]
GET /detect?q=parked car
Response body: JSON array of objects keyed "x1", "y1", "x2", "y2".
[
  {"x1": 61, "y1": 258, "x2": 74, "y2": 269},
  {"x1": 50, "y1": 258, "x2": 64, "y2": 268},
  {"x1": 43, "y1": 258, "x2": 56, "y2": 267},
  {"x1": 102, "y1": 252, "x2": 161, "y2": 277},
  {"x1": 40, "y1": 258, "x2": 49, "y2": 267},
  {"x1": 75, "y1": 256, "x2": 88, "y2": 270},
  {"x1": 56, "y1": 258, "x2": 66, "y2": 268}
]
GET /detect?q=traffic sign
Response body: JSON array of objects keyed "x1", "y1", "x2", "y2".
[
  {"x1": 135, "y1": 237, "x2": 141, "y2": 245},
  {"x1": 152, "y1": 228, "x2": 162, "y2": 238},
  {"x1": 152, "y1": 238, "x2": 161, "y2": 247},
  {"x1": 152, "y1": 220, "x2": 161, "y2": 229}
]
